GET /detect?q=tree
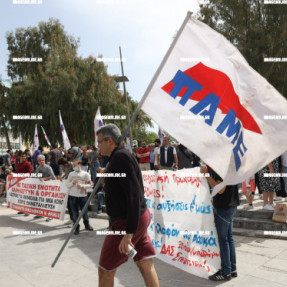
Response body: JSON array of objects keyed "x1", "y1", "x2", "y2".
[
  {"x1": 5, "y1": 18, "x2": 143, "y2": 147},
  {"x1": 0, "y1": 83, "x2": 11, "y2": 150},
  {"x1": 197, "y1": 0, "x2": 287, "y2": 97}
]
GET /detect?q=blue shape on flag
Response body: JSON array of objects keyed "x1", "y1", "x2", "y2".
[
  {"x1": 216, "y1": 108, "x2": 242, "y2": 145},
  {"x1": 190, "y1": 93, "x2": 220, "y2": 126},
  {"x1": 169, "y1": 70, "x2": 203, "y2": 106}
]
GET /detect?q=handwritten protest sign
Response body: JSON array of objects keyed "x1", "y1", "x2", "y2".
[
  {"x1": 142, "y1": 167, "x2": 220, "y2": 279},
  {"x1": 6, "y1": 176, "x2": 68, "y2": 220}
]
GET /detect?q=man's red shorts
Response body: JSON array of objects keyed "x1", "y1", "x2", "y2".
[{"x1": 99, "y1": 208, "x2": 156, "y2": 271}]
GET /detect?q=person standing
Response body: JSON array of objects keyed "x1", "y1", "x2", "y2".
[
  {"x1": 137, "y1": 140, "x2": 151, "y2": 171},
  {"x1": 201, "y1": 165, "x2": 239, "y2": 281},
  {"x1": 58, "y1": 157, "x2": 74, "y2": 225},
  {"x1": 16, "y1": 151, "x2": 33, "y2": 174},
  {"x1": 156, "y1": 137, "x2": 178, "y2": 170},
  {"x1": 34, "y1": 155, "x2": 56, "y2": 221},
  {"x1": 32, "y1": 146, "x2": 43, "y2": 170},
  {"x1": 4, "y1": 150, "x2": 12, "y2": 169},
  {"x1": 49, "y1": 144, "x2": 62, "y2": 178},
  {"x1": 258, "y1": 158, "x2": 281, "y2": 210},
  {"x1": 66, "y1": 159, "x2": 93, "y2": 235},
  {"x1": 24, "y1": 149, "x2": 32, "y2": 164},
  {"x1": 96, "y1": 124, "x2": 159, "y2": 287},
  {"x1": 88, "y1": 145, "x2": 100, "y2": 184},
  {"x1": 80, "y1": 147, "x2": 89, "y2": 172},
  {"x1": 16, "y1": 151, "x2": 33, "y2": 216}
]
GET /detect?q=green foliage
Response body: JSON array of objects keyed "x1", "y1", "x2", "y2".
[
  {"x1": 197, "y1": 0, "x2": 287, "y2": 97},
  {"x1": 5, "y1": 18, "x2": 153, "y2": 147}
]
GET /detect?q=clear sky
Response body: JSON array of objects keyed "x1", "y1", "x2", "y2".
[{"x1": 0, "y1": 0, "x2": 200, "y2": 109}]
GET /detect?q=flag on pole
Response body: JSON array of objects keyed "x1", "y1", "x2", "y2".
[
  {"x1": 59, "y1": 111, "x2": 71, "y2": 150},
  {"x1": 41, "y1": 126, "x2": 51, "y2": 146},
  {"x1": 33, "y1": 124, "x2": 39, "y2": 152},
  {"x1": 94, "y1": 107, "x2": 104, "y2": 147},
  {"x1": 141, "y1": 13, "x2": 287, "y2": 191},
  {"x1": 158, "y1": 127, "x2": 165, "y2": 145}
]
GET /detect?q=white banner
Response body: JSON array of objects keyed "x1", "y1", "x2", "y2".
[
  {"x1": 6, "y1": 176, "x2": 68, "y2": 220},
  {"x1": 143, "y1": 168, "x2": 220, "y2": 279}
]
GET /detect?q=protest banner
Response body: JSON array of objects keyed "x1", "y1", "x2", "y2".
[
  {"x1": 6, "y1": 176, "x2": 68, "y2": 220},
  {"x1": 142, "y1": 167, "x2": 220, "y2": 279}
]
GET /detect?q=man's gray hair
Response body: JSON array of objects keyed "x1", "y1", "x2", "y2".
[
  {"x1": 37, "y1": 155, "x2": 45, "y2": 161},
  {"x1": 96, "y1": 124, "x2": 122, "y2": 145}
]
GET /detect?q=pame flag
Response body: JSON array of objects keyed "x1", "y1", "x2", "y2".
[{"x1": 141, "y1": 13, "x2": 287, "y2": 189}]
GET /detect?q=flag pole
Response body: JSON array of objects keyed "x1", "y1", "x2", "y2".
[{"x1": 51, "y1": 11, "x2": 192, "y2": 268}]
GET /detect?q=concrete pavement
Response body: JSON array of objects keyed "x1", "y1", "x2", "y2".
[{"x1": 1, "y1": 205, "x2": 287, "y2": 287}]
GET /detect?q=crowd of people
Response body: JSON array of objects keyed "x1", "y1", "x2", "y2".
[
  {"x1": 1, "y1": 136, "x2": 287, "y2": 215},
  {"x1": 1, "y1": 129, "x2": 287, "y2": 284},
  {"x1": 0, "y1": 141, "x2": 106, "y2": 232}
]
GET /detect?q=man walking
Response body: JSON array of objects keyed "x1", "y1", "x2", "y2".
[{"x1": 96, "y1": 124, "x2": 159, "y2": 287}]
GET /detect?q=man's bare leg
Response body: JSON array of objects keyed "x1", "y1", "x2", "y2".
[
  {"x1": 137, "y1": 258, "x2": 159, "y2": 287},
  {"x1": 98, "y1": 267, "x2": 117, "y2": 287}
]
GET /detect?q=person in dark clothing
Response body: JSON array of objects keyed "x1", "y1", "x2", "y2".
[
  {"x1": 156, "y1": 136, "x2": 178, "y2": 170},
  {"x1": 96, "y1": 124, "x2": 159, "y2": 287},
  {"x1": 201, "y1": 165, "x2": 239, "y2": 281},
  {"x1": 49, "y1": 144, "x2": 62, "y2": 177},
  {"x1": 177, "y1": 144, "x2": 193, "y2": 169}
]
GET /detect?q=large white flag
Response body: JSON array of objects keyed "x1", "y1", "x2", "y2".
[
  {"x1": 59, "y1": 111, "x2": 71, "y2": 150},
  {"x1": 41, "y1": 126, "x2": 51, "y2": 146},
  {"x1": 94, "y1": 107, "x2": 104, "y2": 147},
  {"x1": 33, "y1": 124, "x2": 39, "y2": 152},
  {"x1": 141, "y1": 13, "x2": 287, "y2": 190}
]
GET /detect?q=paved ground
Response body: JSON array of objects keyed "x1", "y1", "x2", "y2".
[{"x1": 1, "y1": 204, "x2": 287, "y2": 287}]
